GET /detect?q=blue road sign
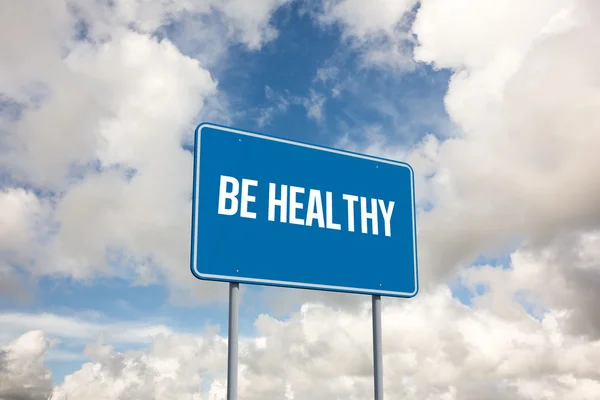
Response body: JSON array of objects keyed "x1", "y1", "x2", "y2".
[{"x1": 190, "y1": 123, "x2": 418, "y2": 298}]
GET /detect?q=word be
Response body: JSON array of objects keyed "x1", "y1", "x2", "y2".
[{"x1": 217, "y1": 175, "x2": 395, "y2": 237}]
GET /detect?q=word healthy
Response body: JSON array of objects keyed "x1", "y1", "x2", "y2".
[{"x1": 216, "y1": 175, "x2": 395, "y2": 237}]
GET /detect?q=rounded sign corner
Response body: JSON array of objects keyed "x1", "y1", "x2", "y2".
[
  {"x1": 404, "y1": 283, "x2": 419, "y2": 299},
  {"x1": 189, "y1": 262, "x2": 207, "y2": 281},
  {"x1": 402, "y1": 160, "x2": 416, "y2": 178},
  {"x1": 195, "y1": 122, "x2": 214, "y2": 136}
]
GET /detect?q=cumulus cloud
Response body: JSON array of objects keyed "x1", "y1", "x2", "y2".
[
  {"x1": 0, "y1": 312, "x2": 175, "y2": 348},
  {"x1": 0, "y1": 0, "x2": 290, "y2": 303},
  {"x1": 51, "y1": 332, "x2": 227, "y2": 400},
  {"x1": 2, "y1": 276, "x2": 600, "y2": 399},
  {"x1": 0, "y1": 189, "x2": 47, "y2": 253},
  {"x1": 0, "y1": 330, "x2": 53, "y2": 400},
  {"x1": 462, "y1": 229, "x2": 600, "y2": 338},
  {"x1": 0, "y1": 263, "x2": 31, "y2": 303},
  {"x1": 245, "y1": 285, "x2": 592, "y2": 400},
  {"x1": 335, "y1": 0, "x2": 600, "y2": 288},
  {"x1": 256, "y1": 86, "x2": 326, "y2": 127},
  {"x1": 411, "y1": 0, "x2": 600, "y2": 281},
  {"x1": 313, "y1": 0, "x2": 418, "y2": 70},
  {"x1": 2, "y1": 0, "x2": 600, "y2": 398},
  {"x1": 327, "y1": 0, "x2": 600, "y2": 378},
  {"x1": 0, "y1": 189, "x2": 48, "y2": 302}
]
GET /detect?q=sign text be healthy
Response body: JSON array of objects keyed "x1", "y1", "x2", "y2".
[{"x1": 217, "y1": 175, "x2": 395, "y2": 237}]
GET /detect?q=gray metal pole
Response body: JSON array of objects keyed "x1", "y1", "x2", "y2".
[
  {"x1": 372, "y1": 295, "x2": 383, "y2": 400},
  {"x1": 227, "y1": 282, "x2": 239, "y2": 400}
]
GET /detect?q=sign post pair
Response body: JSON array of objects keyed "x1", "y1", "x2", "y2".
[{"x1": 190, "y1": 123, "x2": 419, "y2": 399}]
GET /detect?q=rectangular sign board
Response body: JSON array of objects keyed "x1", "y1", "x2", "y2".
[{"x1": 190, "y1": 123, "x2": 418, "y2": 297}]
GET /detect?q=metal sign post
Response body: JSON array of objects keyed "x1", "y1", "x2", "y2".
[
  {"x1": 190, "y1": 122, "x2": 418, "y2": 400},
  {"x1": 227, "y1": 282, "x2": 239, "y2": 400},
  {"x1": 372, "y1": 295, "x2": 383, "y2": 400}
]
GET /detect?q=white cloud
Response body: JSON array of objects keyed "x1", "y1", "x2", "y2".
[
  {"x1": 0, "y1": 188, "x2": 46, "y2": 254},
  {"x1": 305, "y1": 2, "x2": 600, "y2": 394},
  {"x1": 2, "y1": 1, "x2": 600, "y2": 398},
  {"x1": 3, "y1": 29, "x2": 225, "y2": 303},
  {"x1": 3, "y1": 230, "x2": 600, "y2": 397},
  {"x1": 300, "y1": 90, "x2": 326, "y2": 123},
  {"x1": 315, "y1": 66, "x2": 339, "y2": 83},
  {"x1": 334, "y1": 0, "x2": 600, "y2": 290},
  {"x1": 0, "y1": 0, "x2": 72, "y2": 102},
  {"x1": 216, "y1": 0, "x2": 291, "y2": 50},
  {"x1": 64, "y1": 0, "x2": 289, "y2": 51},
  {"x1": 0, "y1": 263, "x2": 31, "y2": 303},
  {"x1": 0, "y1": 330, "x2": 53, "y2": 400},
  {"x1": 0, "y1": 189, "x2": 50, "y2": 301},
  {"x1": 462, "y1": 229, "x2": 600, "y2": 337},
  {"x1": 0, "y1": 0, "x2": 290, "y2": 304},
  {"x1": 256, "y1": 86, "x2": 326, "y2": 127},
  {"x1": 412, "y1": 0, "x2": 571, "y2": 70},
  {"x1": 412, "y1": 0, "x2": 600, "y2": 281},
  {"x1": 2, "y1": 268, "x2": 600, "y2": 399},
  {"x1": 51, "y1": 332, "x2": 227, "y2": 400},
  {"x1": 256, "y1": 86, "x2": 291, "y2": 127},
  {"x1": 314, "y1": 0, "x2": 418, "y2": 70},
  {"x1": 0, "y1": 312, "x2": 178, "y2": 349},
  {"x1": 319, "y1": 0, "x2": 417, "y2": 38}
]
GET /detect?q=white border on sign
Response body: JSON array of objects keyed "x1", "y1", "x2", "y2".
[{"x1": 191, "y1": 122, "x2": 419, "y2": 298}]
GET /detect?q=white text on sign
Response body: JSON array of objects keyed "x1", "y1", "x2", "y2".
[{"x1": 216, "y1": 175, "x2": 395, "y2": 237}]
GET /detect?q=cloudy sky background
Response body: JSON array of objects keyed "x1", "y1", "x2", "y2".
[{"x1": 1, "y1": 0, "x2": 600, "y2": 398}]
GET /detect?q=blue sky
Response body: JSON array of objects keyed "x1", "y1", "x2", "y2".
[
  {"x1": 6, "y1": 2, "x2": 575, "y2": 395},
  {"x1": 0, "y1": 3, "x2": 462, "y2": 385},
  {"x1": 199, "y1": 2, "x2": 453, "y2": 147},
  {"x1": 3, "y1": 1, "x2": 600, "y2": 398}
]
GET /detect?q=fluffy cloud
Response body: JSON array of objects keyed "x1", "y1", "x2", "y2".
[
  {"x1": 256, "y1": 86, "x2": 326, "y2": 127},
  {"x1": 0, "y1": 312, "x2": 175, "y2": 347},
  {"x1": 53, "y1": 0, "x2": 289, "y2": 50},
  {"x1": 4, "y1": 272, "x2": 600, "y2": 399},
  {"x1": 0, "y1": 0, "x2": 290, "y2": 303},
  {"x1": 0, "y1": 330, "x2": 53, "y2": 400},
  {"x1": 336, "y1": 0, "x2": 600, "y2": 289},
  {"x1": 240, "y1": 283, "x2": 600, "y2": 399},
  {"x1": 313, "y1": 0, "x2": 418, "y2": 69},
  {"x1": 2, "y1": 0, "x2": 600, "y2": 397},
  {"x1": 51, "y1": 333, "x2": 227, "y2": 400},
  {"x1": 412, "y1": 0, "x2": 570, "y2": 70},
  {"x1": 0, "y1": 189, "x2": 48, "y2": 302},
  {"x1": 327, "y1": 0, "x2": 600, "y2": 375},
  {"x1": 462, "y1": 229, "x2": 600, "y2": 338},
  {"x1": 410, "y1": 0, "x2": 600, "y2": 282},
  {"x1": 0, "y1": 188, "x2": 47, "y2": 256},
  {"x1": 2, "y1": 25, "x2": 221, "y2": 299}
]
